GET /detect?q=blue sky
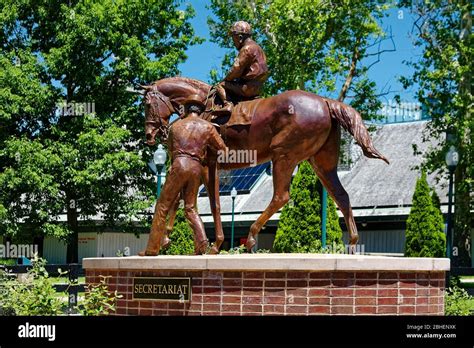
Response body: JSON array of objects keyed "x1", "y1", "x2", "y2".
[{"x1": 178, "y1": 1, "x2": 421, "y2": 104}]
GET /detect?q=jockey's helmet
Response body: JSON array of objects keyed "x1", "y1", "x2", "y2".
[{"x1": 230, "y1": 21, "x2": 252, "y2": 35}]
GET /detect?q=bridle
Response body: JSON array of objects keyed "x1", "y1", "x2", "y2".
[{"x1": 145, "y1": 88, "x2": 175, "y2": 141}]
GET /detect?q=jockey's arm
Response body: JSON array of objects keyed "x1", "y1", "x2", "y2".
[{"x1": 224, "y1": 46, "x2": 252, "y2": 82}]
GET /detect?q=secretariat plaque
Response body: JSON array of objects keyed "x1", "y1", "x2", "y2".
[{"x1": 133, "y1": 277, "x2": 191, "y2": 302}]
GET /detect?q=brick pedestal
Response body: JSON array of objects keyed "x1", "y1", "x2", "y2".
[{"x1": 83, "y1": 254, "x2": 449, "y2": 316}]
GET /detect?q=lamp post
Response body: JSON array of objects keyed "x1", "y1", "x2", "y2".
[
  {"x1": 321, "y1": 187, "x2": 327, "y2": 249},
  {"x1": 230, "y1": 187, "x2": 237, "y2": 249},
  {"x1": 445, "y1": 145, "x2": 459, "y2": 259},
  {"x1": 154, "y1": 144, "x2": 167, "y2": 198}
]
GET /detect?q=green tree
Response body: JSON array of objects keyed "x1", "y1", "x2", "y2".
[
  {"x1": 399, "y1": 0, "x2": 472, "y2": 265},
  {"x1": 405, "y1": 172, "x2": 446, "y2": 258},
  {"x1": 326, "y1": 198, "x2": 344, "y2": 248},
  {"x1": 431, "y1": 189, "x2": 442, "y2": 210},
  {"x1": 273, "y1": 161, "x2": 343, "y2": 253},
  {"x1": 161, "y1": 208, "x2": 194, "y2": 255},
  {"x1": 0, "y1": 0, "x2": 202, "y2": 261}
]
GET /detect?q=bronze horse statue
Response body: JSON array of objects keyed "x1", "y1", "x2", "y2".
[{"x1": 142, "y1": 77, "x2": 389, "y2": 253}]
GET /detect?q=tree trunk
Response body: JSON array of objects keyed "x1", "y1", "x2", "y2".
[
  {"x1": 338, "y1": 37, "x2": 361, "y2": 102},
  {"x1": 65, "y1": 82, "x2": 79, "y2": 264},
  {"x1": 33, "y1": 235, "x2": 44, "y2": 258}
]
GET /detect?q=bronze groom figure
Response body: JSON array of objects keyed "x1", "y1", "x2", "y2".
[{"x1": 139, "y1": 95, "x2": 227, "y2": 256}]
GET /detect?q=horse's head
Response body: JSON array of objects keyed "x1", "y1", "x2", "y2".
[{"x1": 140, "y1": 84, "x2": 175, "y2": 145}]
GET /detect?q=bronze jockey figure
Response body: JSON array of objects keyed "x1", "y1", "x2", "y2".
[
  {"x1": 214, "y1": 21, "x2": 269, "y2": 115},
  {"x1": 139, "y1": 94, "x2": 227, "y2": 256}
]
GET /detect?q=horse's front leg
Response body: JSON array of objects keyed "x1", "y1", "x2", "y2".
[
  {"x1": 246, "y1": 155, "x2": 298, "y2": 252},
  {"x1": 202, "y1": 158, "x2": 224, "y2": 254}
]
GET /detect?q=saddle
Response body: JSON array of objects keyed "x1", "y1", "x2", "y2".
[
  {"x1": 225, "y1": 99, "x2": 262, "y2": 126},
  {"x1": 203, "y1": 86, "x2": 261, "y2": 127}
]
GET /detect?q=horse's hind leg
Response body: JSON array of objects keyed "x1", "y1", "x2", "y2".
[
  {"x1": 308, "y1": 125, "x2": 359, "y2": 251},
  {"x1": 246, "y1": 155, "x2": 298, "y2": 251}
]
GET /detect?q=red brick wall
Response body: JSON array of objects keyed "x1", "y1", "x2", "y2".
[{"x1": 85, "y1": 269, "x2": 446, "y2": 316}]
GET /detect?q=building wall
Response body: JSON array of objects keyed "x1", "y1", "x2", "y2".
[
  {"x1": 256, "y1": 232, "x2": 276, "y2": 251},
  {"x1": 96, "y1": 232, "x2": 148, "y2": 258},
  {"x1": 79, "y1": 233, "x2": 98, "y2": 260},
  {"x1": 43, "y1": 232, "x2": 148, "y2": 263},
  {"x1": 41, "y1": 228, "x2": 408, "y2": 264},
  {"x1": 343, "y1": 229, "x2": 406, "y2": 255},
  {"x1": 43, "y1": 236, "x2": 67, "y2": 264}
]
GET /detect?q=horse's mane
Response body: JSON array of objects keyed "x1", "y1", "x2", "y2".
[{"x1": 154, "y1": 76, "x2": 211, "y2": 92}]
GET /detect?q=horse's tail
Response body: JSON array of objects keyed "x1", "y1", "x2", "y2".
[{"x1": 324, "y1": 98, "x2": 389, "y2": 164}]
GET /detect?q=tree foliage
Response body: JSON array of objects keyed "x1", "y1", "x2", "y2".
[
  {"x1": 399, "y1": 0, "x2": 472, "y2": 265},
  {"x1": 405, "y1": 172, "x2": 446, "y2": 258},
  {"x1": 273, "y1": 161, "x2": 343, "y2": 253},
  {"x1": 326, "y1": 197, "x2": 344, "y2": 247},
  {"x1": 0, "y1": 0, "x2": 202, "y2": 260}
]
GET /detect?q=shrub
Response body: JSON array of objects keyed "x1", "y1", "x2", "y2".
[
  {"x1": 0, "y1": 256, "x2": 64, "y2": 315},
  {"x1": 445, "y1": 277, "x2": 474, "y2": 316},
  {"x1": 273, "y1": 161, "x2": 343, "y2": 253},
  {"x1": 79, "y1": 276, "x2": 122, "y2": 316},
  {"x1": 0, "y1": 256, "x2": 121, "y2": 316},
  {"x1": 161, "y1": 208, "x2": 194, "y2": 255},
  {"x1": 405, "y1": 171, "x2": 446, "y2": 257},
  {"x1": 220, "y1": 245, "x2": 270, "y2": 254},
  {"x1": 326, "y1": 198, "x2": 344, "y2": 247}
]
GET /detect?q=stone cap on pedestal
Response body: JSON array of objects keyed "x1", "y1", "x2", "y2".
[{"x1": 82, "y1": 254, "x2": 450, "y2": 272}]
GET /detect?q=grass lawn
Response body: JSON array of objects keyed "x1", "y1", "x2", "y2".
[
  {"x1": 460, "y1": 276, "x2": 474, "y2": 288},
  {"x1": 50, "y1": 276, "x2": 85, "y2": 284}
]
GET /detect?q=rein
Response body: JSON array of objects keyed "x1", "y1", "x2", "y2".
[
  {"x1": 145, "y1": 88, "x2": 175, "y2": 141},
  {"x1": 204, "y1": 85, "x2": 218, "y2": 113},
  {"x1": 148, "y1": 89, "x2": 175, "y2": 114}
]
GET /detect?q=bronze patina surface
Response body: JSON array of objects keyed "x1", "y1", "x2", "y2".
[
  {"x1": 141, "y1": 76, "x2": 389, "y2": 254},
  {"x1": 140, "y1": 94, "x2": 227, "y2": 256}
]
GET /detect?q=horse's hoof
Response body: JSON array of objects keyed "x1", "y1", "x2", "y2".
[
  {"x1": 161, "y1": 237, "x2": 171, "y2": 249},
  {"x1": 209, "y1": 245, "x2": 220, "y2": 255},
  {"x1": 246, "y1": 237, "x2": 256, "y2": 252},
  {"x1": 138, "y1": 250, "x2": 158, "y2": 256},
  {"x1": 350, "y1": 234, "x2": 359, "y2": 245}
]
